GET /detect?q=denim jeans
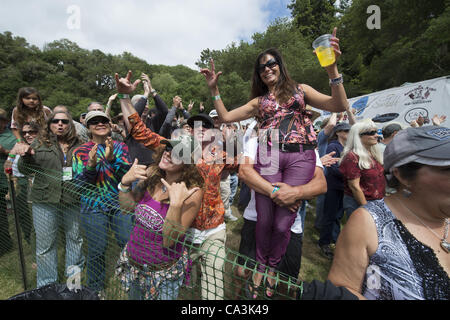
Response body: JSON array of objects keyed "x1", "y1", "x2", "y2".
[
  {"x1": 343, "y1": 194, "x2": 361, "y2": 218},
  {"x1": 319, "y1": 189, "x2": 344, "y2": 246},
  {"x1": 228, "y1": 173, "x2": 239, "y2": 207},
  {"x1": 298, "y1": 201, "x2": 307, "y2": 230},
  {"x1": 80, "y1": 208, "x2": 133, "y2": 292},
  {"x1": 32, "y1": 203, "x2": 85, "y2": 288},
  {"x1": 128, "y1": 274, "x2": 184, "y2": 300},
  {"x1": 314, "y1": 194, "x2": 326, "y2": 230}
]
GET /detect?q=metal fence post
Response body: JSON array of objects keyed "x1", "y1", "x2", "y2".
[{"x1": 6, "y1": 168, "x2": 27, "y2": 291}]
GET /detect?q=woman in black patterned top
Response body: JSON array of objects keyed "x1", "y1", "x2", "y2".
[{"x1": 328, "y1": 126, "x2": 450, "y2": 300}]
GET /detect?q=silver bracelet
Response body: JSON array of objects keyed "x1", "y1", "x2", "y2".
[
  {"x1": 118, "y1": 182, "x2": 131, "y2": 193},
  {"x1": 329, "y1": 74, "x2": 343, "y2": 86}
]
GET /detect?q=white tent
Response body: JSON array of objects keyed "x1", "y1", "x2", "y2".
[{"x1": 313, "y1": 75, "x2": 450, "y2": 128}]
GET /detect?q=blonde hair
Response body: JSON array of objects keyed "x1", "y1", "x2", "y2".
[{"x1": 340, "y1": 119, "x2": 383, "y2": 169}]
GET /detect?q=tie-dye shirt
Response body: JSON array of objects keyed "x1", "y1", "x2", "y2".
[{"x1": 72, "y1": 140, "x2": 131, "y2": 213}]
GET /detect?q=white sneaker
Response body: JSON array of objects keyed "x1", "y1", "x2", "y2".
[{"x1": 224, "y1": 209, "x2": 238, "y2": 221}]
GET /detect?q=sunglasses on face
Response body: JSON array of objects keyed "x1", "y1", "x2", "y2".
[
  {"x1": 81, "y1": 113, "x2": 87, "y2": 118},
  {"x1": 190, "y1": 122, "x2": 213, "y2": 130},
  {"x1": 258, "y1": 58, "x2": 278, "y2": 73},
  {"x1": 88, "y1": 118, "x2": 110, "y2": 126},
  {"x1": 22, "y1": 130, "x2": 38, "y2": 136},
  {"x1": 164, "y1": 144, "x2": 186, "y2": 160},
  {"x1": 360, "y1": 130, "x2": 378, "y2": 136},
  {"x1": 51, "y1": 119, "x2": 70, "y2": 125}
]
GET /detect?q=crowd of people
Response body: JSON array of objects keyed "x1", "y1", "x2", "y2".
[{"x1": 0, "y1": 28, "x2": 448, "y2": 300}]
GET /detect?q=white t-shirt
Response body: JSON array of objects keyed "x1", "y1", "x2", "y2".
[{"x1": 242, "y1": 121, "x2": 323, "y2": 234}]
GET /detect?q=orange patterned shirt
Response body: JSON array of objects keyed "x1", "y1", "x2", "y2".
[{"x1": 128, "y1": 112, "x2": 237, "y2": 230}]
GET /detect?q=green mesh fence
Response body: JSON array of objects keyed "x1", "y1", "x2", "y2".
[{"x1": 0, "y1": 162, "x2": 303, "y2": 300}]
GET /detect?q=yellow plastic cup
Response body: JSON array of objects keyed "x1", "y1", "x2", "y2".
[{"x1": 312, "y1": 34, "x2": 335, "y2": 67}]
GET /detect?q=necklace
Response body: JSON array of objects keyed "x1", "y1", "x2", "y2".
[{"x1": 399, "y1": 199, "x2": 450, "y2": 254}]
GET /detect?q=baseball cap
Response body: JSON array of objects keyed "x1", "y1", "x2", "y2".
[
  {"x1": 209, "y1": 109, "x2": 218, "y2": 118},
  {"x1": 334, "y1": 122, "x2": 351, "y2": 132},
  {"x1": 384, "y1": 126, "x2": 450, "y2": 172},
  {"x1": 85, "y1": 111, "x2": 110, "y2": 125},
  {"x1": 187, "y1": 114, "x2": 214, "y2": 129}
]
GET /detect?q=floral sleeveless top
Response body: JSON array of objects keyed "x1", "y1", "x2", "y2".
[{"x1": 257, "y1": 84, "x2": 317, "y2": 145}]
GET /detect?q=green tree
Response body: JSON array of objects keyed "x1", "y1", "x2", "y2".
[
  {"x1": 288, "y1": 0, "x2": 338, "y2": 40},
  {"x1": 337, "y1": 0, "x2": 449, "y2": 93}
]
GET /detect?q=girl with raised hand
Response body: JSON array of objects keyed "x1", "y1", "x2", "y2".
[{"x1": 116, "y1": 135, "x2": 204, "y2": 300}]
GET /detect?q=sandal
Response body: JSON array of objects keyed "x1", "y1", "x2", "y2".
[
  {"x1": 265, "y1": 278, "x2": 277, "y2": 299},
  {"x1": 244, "y1": 279, "x2": 259, "y2": 299}
]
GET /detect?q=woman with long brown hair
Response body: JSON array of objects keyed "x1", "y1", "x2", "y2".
[
  {"x1": 17, "y1": 110, "x2": 84, "y2": 288},
  {"x1": 116, "y1": 135, "x2": 204, "y2": 300},
  {"x1": 200, "y1": 28, "x2": 349, "y2": 297}
]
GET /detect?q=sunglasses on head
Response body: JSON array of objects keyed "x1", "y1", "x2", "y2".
[
  {"x1": 51, "y1": 119, "x2": 70, "y2": 125},
  {"x1": 88, "y1": 118, "x2": 110, "y2": 126},
  {"x1": 360, "y1": 130, "x2": 378, "y2": 136},
  {"x1": 258, "y1": 58, "x2": 278, "y2": 73}
]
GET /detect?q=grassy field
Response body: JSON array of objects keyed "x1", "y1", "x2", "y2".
[{"x1": 0, "y1": 199, "x2": 331, "y2": 300}]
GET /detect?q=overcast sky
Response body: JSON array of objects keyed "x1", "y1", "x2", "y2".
[{"x1": 0, "y1": 0, "x2": 291, "y2": 69}]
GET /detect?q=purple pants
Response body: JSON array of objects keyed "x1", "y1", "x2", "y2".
[{"x1": 254, "y1": 145, "x2": 316, "y2": 272}]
